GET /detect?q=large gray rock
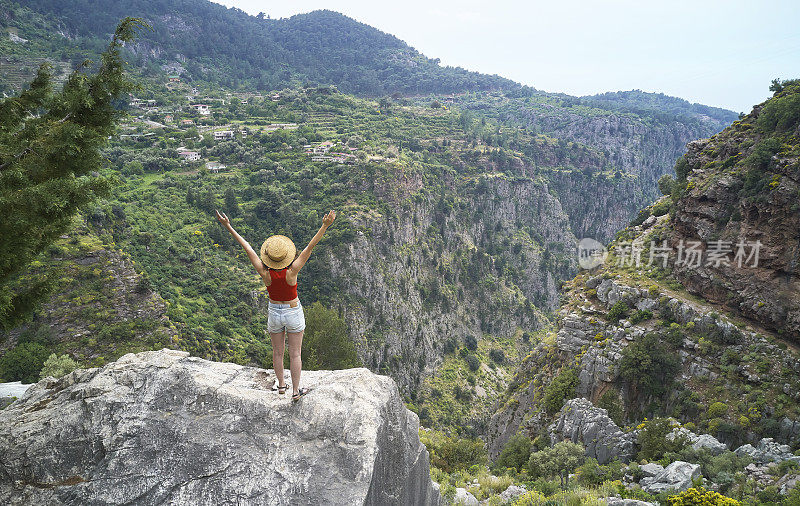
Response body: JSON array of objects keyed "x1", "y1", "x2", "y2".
[
  {"x1": 735, "y1": 438, "x2": 800, "y2": 464},
  {"x1": 0, "y1": 349, "x2": 440, "y2": 505},
  {"x1": 453, "y1": 487, "x2": 478, "y2": 505},
  {"x1": 548, "y1": 398, "x2": 636, "y2": 464},
  {"x1": 640, "y1": 461, "x2": 701, "y2": 494},
  {"x1": 667, "y1": 427, "x2": 727, "y2": 455},
  {"x1": 605, "y1": 498, "x2": 657, "y2": 506}
]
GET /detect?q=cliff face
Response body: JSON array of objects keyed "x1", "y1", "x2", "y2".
[
  {"x1": 0, "y1": 349, "x2": 440, "y2": 505},
  {"x1": 668, "y1": 88, "x2": 800, "y2": 342},
  {"x1": 488, "y1": 83, "x2": 800, "y2": 458},
  {"x1": 329, "y1": 174, "x2": 575, "y2": 391}
]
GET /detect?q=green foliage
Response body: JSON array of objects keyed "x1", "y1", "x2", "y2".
[
  {"x1": 493, "y1": 433, "x2": 532, "y2": 473},
  {"x1": 0, "y1": 341, "x2": 50, "y2": 383},
  {"x1": 707, "y1": 402, "x2": 728, "y2": 418},
  {"x1": 301, "y1": 302, "x2": 360, "y2": 371},
  {"x1": 629, "y1": 309, "x2": 653, "y2": 325},
  {"x1": 0, "y1": 17, "x2": 144, "y2": 328},
  {"x1": 637, "y1": 418, "x2": 686, "y2": 461},
  {"x1": 542, "y1": 367, "x2": 578, "y2": 414},
  {"x1": 665, "y1": 487, "x2": 741, "y2": 505},
  {"x1": 489, "y1": 348, "x2": 505, "y2": 364},
  {"x1": 39, "y1": 353, "x2": 79, "y2": 379},
  {"x1": 607, "y1": 301, "x2": 630, "y2": 322},
  {"x1": 674, "y1": 156, "x2": 690, "y2": 181},
  {"x1": 597, "y1": 389, "x2": 624, "y2": 425},
  {"x1": 619, "y1": 332, "x2": 680, "y2": 398},
  {"x1": 420, "y1": 430, "x2": 488, "y2": 473},
  {"x1": 758, "y1": 80, "x2": 800, "y2": 133},
  {"x1": 651, "y1": 198, "x2": 671, "y2": 217},
  {"x1": 527, "y1": 441, "x2": 585, "y2": 489},
  {"x1": 658, "y1": 174, "x2": 675, "y2": 196},
  {"x1": 575, "y1": 458, "x2": 625, "y2": 486}
]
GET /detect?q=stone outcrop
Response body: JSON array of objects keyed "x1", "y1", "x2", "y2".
[
  {"x1": 667, "y1": 427, "x2": 728, "y2": 456},
  {"x1": 0, "y1": 381, "x2": 31, "y2": 409},
  {"x1": 604, "y1": 498, "x2": 657, "y2": 506},
  {"x1": 640, "y1": 461, "x2": 701, "y2": 494},
  {"x1": 734, "y1": 438, "x2": 800, "y2": 465},
  {"x1": 0, "y1": 349, "x2": 440, "y2": 505},
  {"x1": 548, "y1": 398, "x2": 636, "y2": 464}
]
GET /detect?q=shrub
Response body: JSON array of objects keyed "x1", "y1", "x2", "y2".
[
  {"x1": 575, "y1": 458, "x2": 625, "y2": 486},
  {"x1": 493, "y1": 433, "x2": 532, "y2": 472},
  {"x1": 638, "y1": 418, "x2": 686, "y2": 461},
  {"x1": 708, "y1": 402, "x2": 728, "y2": 418},
  {"x1": 489, "y1": 348, "x2": 505, "y2": 364},
  {"x1": 0, "y1": 342, "x2": 50, "y2": 383},
  {"x1": 651, "y1": 198, "x2": 671, "y2": 217},
  {"x1": 542, "y1": 367, "x2": 578, "y2": 414},
  {"x1": 527, "y1": 441, "x2": 585, "y2": 489},
  {"x1": 597, "y1": 389, "x2": 624, "y2": 425},
  {"x1": 301, "y1": 302, "x2": 360, "y2": 370},
  {"x1": 465, "y1": 335, "x2": 478, "y2": 351},
  {"x1": 465, "y1": 354, "x2": 481, "y2": 372},
  {"x1": 421, "y1": 431, "x2": 488, "y2": 473},
  {"x1": 607, "y1": 301, "x2": 629, "y2": 322},
  {"x1": 629, "y1": 309, "x2": 653, "y2": 325},
  {"x1": 658, "y1": 174, "x2": 676, "y2": 196},
  {"x1": 665, "y1": 487, "x2": 740, "y2": 505},
  {"x1": 619, "y1": 333, "x2": 680, "y2": 398},
  {"x1": 39, "y1": 353, "x2": 78, "y2": 379}
]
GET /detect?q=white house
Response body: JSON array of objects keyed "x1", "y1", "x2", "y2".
[
  {"x1": 206, "y1": 161, "x2": 227, "y2": 173},
  {"x1": 214, "y1": 130, "x2": 234, "y2": 141},
  {"x1": 191, "y1": 104, "x2": 210, "y2": 115},
  {"x1": 177, "y1": 150, "x2": 200, "y2": 162}
]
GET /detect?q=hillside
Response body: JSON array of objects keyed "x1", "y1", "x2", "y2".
[
  {"x1": 486, "y1": 80, "x2": 800, "y2": 503},
  {"x1": 5, "y1": 0, "x2": 521, "y2": 96}
]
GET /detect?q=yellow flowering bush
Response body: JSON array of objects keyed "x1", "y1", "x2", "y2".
[{"x1": 666, "y1": 487, "x2": 740, "y2": 505}]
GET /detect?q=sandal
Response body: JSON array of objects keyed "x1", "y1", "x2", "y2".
[
  {"x1": 292, "y1": 387, "x2": 311, "y2": 402},
  {"x1": 271, "y1": 383, "x2": 288, "y2": 394}
]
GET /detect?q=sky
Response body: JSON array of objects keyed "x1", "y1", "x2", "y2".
[{"x1": 210, "y1": 0, "x2": 800, "y2": 112}]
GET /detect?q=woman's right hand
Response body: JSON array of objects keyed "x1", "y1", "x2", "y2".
[
  {"x1": 322, "y1": 210, "x2": 336, "y2": 227},
  {"x1": 215, "y1": 209, "x2": 230, "y2": 227}
]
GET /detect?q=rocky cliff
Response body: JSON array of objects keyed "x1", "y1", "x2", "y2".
[
  {"x1": 487, "y1": 82, "x2": 800, "y2": 461},
  {"x1": 0, "y1": 349, "x2": 440, "y2": 505}
]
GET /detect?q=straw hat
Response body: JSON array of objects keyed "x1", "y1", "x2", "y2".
[{"x1": 260, "y1": 235, "x2": 296, "y2": 270}]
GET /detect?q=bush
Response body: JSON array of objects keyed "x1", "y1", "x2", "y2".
[
  {"x1": 638, "y1": 418, "x2": 686, "y2": 461},
  {"x1": 542, "y1": 367, "x2": 578, "y2": 414},
  {"x1": 708, "y1": 402, "x2": 728, "y2": 418},
  {"x1": 619, "y1": 333, "x2": 680, "y2": 398},
  {"x1": 465, "y1": 354, "x2": 481, "y2": 372},
  {"x1": 489, "y1": 348, "x2": 505, "y2": 364},
  {"x1": 493, "y1": 433, "x2": 531, "y2": 472},
  {"x1": 575, "y1": 458, "x2": 625, "y2": 486},
  {"x1": 0, "y1": 342, "x2": 50, "y2": 383},
  {"x1": 607, "y1": 301, "x2": 629, "y2": 322},
  {"x1": 665, "y1": 487, "x2": 740, "y2": 505},
  {"x1": 528, "y1": 441, "x2": 585, "y2": 488},
  {"x1": 658, "y1": 174, "x2": 676, "y2": 196},
  {"x1": 421, "y1": 431, "x2": 488, "y2": 473},
  {"x1": 597, "y1": 389, "x2": 624, "y2": 425},
  {"x1": 629, "y1": 309, "x2": 653, "y2": 325},
  {"x1": 465, "y1": 335, "x2": 478, "y2": 351},
  {"x1": 39, "y1": 353, "x2": 78, "y2": 379},
  {"x1": 301, "y1": 302, "x2": 360, "y2": 370}
]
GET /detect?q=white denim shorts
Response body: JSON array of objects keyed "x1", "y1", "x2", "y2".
[{"x1": 267, "y1": 301, "x2": 306, "y2": 333}]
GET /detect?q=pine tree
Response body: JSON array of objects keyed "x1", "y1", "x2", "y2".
[{"x1": 0, "y1": 17, "x2": 147, "y2": 328}]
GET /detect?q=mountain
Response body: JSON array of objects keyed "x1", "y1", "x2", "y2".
[
  {"x1": 7, "y1": 0, "x2": 522, "y2": 96},
  {"x1": 488, "y1": 81, "x2": 800, "y2": 501}
]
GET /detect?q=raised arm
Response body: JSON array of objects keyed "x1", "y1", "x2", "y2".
[
  {"x1": 289, "y1": 210, "x2": 336, "y2": 275},
  {"x1": 216, "y1": 210, "x2": 267, "y2": 278}
]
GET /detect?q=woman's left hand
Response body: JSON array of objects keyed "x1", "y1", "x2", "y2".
[
  {"x1": 215, "y1": 209, "x2": 230, "y2": 227},
  {"x1": 322, "y1": 210, "x2": 336, "y2": 227}
]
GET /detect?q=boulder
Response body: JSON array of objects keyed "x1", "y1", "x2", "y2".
[
  {"x1": 735, "y1": 438, "x2": 800, "y2": 464},
  {"x1": 0, "y1": 349, "x2": 440, "y2": 505},
  {"x1": 638, "y1": 463, "x2": 664, "y2": 478},
  {"x1": 499, "y1": 485, "x2": 527, "y2": 502},
  {"x1": 453, "y1": 487, "x2": 478, "y2": 505},
  {"x1": 605, "y1": 498, "x2": 657, "y2": 506},
  {"x1": 548, "y1": 398, "x2": 636, "y2": 464},
  {"x1": 640, "y1": 461, "x2": 701, "y2": 494},
  {"x1": 667, "y1": 427, "x2": 727, "y2": 455}
]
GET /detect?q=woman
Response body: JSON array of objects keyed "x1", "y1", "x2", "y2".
[{"x1": 216, "y1": 208, "x2": 336, "y2": 401}]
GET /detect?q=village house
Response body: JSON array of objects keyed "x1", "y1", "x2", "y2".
[
  {"x1": 214, "y1": 130, "x2": 234, "y2": 141},
  {"x1": 206, "y1": 161, "x2": 227, "y2": 173},
  {"x1": 164, "y1": 115, "x2": 174, "y2": 123},
  {"x1": 180, "y1": 119, "x2": 195, "y2": 127},
  {"x1": 168, "y1": 75, "x2": 180, "y2": 83},
  {"x1": 177, "y1": 150, "x2": 201, "y2": 162},
  {"x1": 191, "y1": 104, "x2": 211, "y2": 115}
]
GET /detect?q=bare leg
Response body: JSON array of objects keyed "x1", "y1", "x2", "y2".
[
  {"x1": 287, "y1": 330, "x2": 304, "y2": 395},
  {"x1": 270, "y1": 332, "x2": 286, "y2": 387}
]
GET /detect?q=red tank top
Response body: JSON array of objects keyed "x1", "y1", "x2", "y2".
[{"x1": 267, "y1": 268, "x2": 298, "y2": 301}]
